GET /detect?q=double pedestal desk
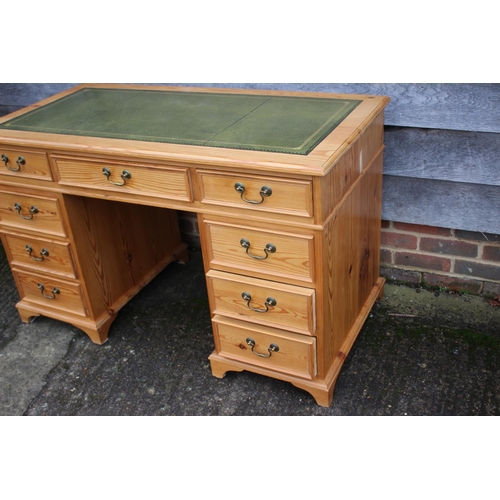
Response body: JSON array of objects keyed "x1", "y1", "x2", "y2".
[{"x1": 0, "y1": 84, "x2": 389, "y2": 406}]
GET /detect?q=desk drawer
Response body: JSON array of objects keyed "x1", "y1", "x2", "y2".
[
  {"x1": 2, "y1": 232, "x2": 76, "y2": 278},
  {"x1": 0, "y1": 147, "x2": 52, "y2": 181},
  {"x1": 202, "y1": 218, "x2": 314, "y2": 285},
  {"x1": 213, "y1": 315, "x2": 317, "y2": 380},
  {"x1": 0, "y1": 189, "x2": 67, "y2": 237},
  {"x1": 198, "y1": 170, "x2": 313, "y2": 218},
  {"x1": 207, "y1": 270, "x2": 315, "y2": 335},
  {"x1": 53, "y1": 156, "x2": 192, "y2": 201},
  {"x1": 14, "y1": 270, "x2": 88, "y2": 317}
]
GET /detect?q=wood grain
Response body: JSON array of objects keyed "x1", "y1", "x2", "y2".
[
  {"x1": 0, "y1": 189, "x2": 66, "y2": 237},
  {"x1": 14, "y1": 270, "x2": 88, "y2": 317},
  {"x1": 382, "y1": 175, "x2": 500, "y2": 234},
  {"x1": 212, "y1": 315, "x2": 317, "y2": 380},
  {"x1": 53, "y1": 156, "x2": 192, "y2": 201},
  {"x1": 198, "y1": 169, "x2": 314, "y2": 218},
  {"x1": 384, "y1": 127, "x2": 500, "y2": 186},
  {"x1": 63, "y1": 195, "x2": 187, "y2": 321},
  {"x1": 0, "y1": 146, "x2": 52, "y2": 181},
  {"x1": 1, "y1": 231, "x2": 76, "y2": 278},
  {"x1": 207, "y1": 270, "x2": 316, "y2": 335},
  {"x1": 201, "y1": 217, "x2": 315, "y2": 285}
]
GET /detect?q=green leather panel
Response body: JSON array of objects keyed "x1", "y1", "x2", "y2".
[{"x1": 0, "y1": 88, "x2": 361, "y2": 155}]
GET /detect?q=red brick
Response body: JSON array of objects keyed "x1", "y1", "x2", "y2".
[
  {"x1": 455, "y1": 260, "x2": 500, "y2": 281},
  {"x1": 395, "y1": 251, "x2": 451, "y2": 272},
  {"x1": 381, "y1": 231, "x2": 417, "y2": 249},
  {"x1": 422, "y1": 273, "x2": 483, "y2": 294},
  {"x1": 381, "y1": 220, "x2": 391, "y2": 229},
  {"x1": 482, "y1": 245, "x2": 500, "y2": 262},
  {"x1": 455, "y1": 230, "x2": 500, "y2": 243},
  {"x1": 420, "y1": 237, "x2": 478, "y2": 257},
  {"x1": 380, "y1": 248, "x2": 393, "y2": 264},
  {"x1": 380, "y1": 266, "x2": 422, "y2": 284},
  {"x1": 483, "y1": 281, "x2": 500, "y2": 297},
  {"x1": 393, "y1": 222, "x2": 451, "y2": 236}
]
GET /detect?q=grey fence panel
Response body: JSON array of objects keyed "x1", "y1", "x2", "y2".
[
  {"x1": 382, "y1": 176, "x2": 500, "y2": 234},
  {"x1": 384, "y1": 127, "x2": 500, "y2": 186}
]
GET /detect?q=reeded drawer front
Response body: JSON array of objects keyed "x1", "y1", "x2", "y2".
[
  {"x1": 213, "y1": 315, "x2": 317, "y2": 380},
  {"x1": 198, "y1": 170, "x2": 313, "y2": 218},
  {"x1": 207, "y1": 270, "x2": 315, "y2": 335},
  {"x1": 202, "y1": 218, "x2": 314, "y2": 285},
  {"x1": 0, "y1": 147, "x2": 52, "y2": 181},
  {"x1": 53, "y1": 156, "x2": 192, "y2": 201},
  {"x1": 2, "y1": 232, "x2": 76, "y2": 278},
  {"x1": 0, "y1": 190, "x2": 66, "y2": 237},
  {"x1": 14, "y1": 270, "x2": 88, "y2": 317}
]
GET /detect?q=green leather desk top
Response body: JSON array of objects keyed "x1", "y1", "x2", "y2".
[{"x1": 0, "y1": 88, "x2": 361, "y2": 156}]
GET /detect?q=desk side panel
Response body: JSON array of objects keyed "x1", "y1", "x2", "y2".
[
  {"x1": 317, "y1": 111, "x2": 385, "y2": 224},
  {"x1": 318, "y1": 153, "x2": 383, "y2": 377}
]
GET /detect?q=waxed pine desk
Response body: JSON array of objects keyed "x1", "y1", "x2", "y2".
[{"x1": 0, "y1": 84, "x2": 389, "y2": 406}]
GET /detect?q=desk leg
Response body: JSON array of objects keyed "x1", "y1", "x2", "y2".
[
  {"x1": 76, "y1": 314, "x2": 118, "y2": 345},
  {"x1": 16, "y1": 302, "x2": 117, "y2": 345}
]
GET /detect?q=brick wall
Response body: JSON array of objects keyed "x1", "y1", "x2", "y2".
[{"x1": 380, "y1": 221, "x2": 500, "y2": 297}]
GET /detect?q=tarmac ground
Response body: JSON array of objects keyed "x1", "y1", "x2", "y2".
[{"x1": 1, "y1": 243, "x2": 499, "y2": 416}]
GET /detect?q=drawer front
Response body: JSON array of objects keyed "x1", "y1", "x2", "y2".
[
  {"x1": 14, "y1": 271, "x2": 88, "y2": 317},
  {"x1": 0, "y1": 147, "x2": 52, "y2": 181},
  {"x1": 0, "y1": 190, "x2": 66, "y2": 237},
  {"x1": 207, "y1": 270, "x2": 315, "y2": 335},
  {"x1": 203, "y1": 219, "x2": 314, "y2": 285},
  {"x1": 53, "y1": 156, "x2": 192, "y2": 201},
  {"x1": 213, "y1": 315, "x2": 317, "y2": 380},
  {"x1": 198, "y1": 170, "x2": 313, "y2": 218},
  {"x1": 2, "y1": 232, "x2": 76, "y2": 278}
]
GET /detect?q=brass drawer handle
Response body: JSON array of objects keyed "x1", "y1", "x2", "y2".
[
  {"x1": 14, "y1": 202, "x2": 38, "y2": 220},
  {"x1": 240, "y1": 238, "x2": 276, "y2": 260},
  {"x1": 2, "y1": 154, "x2": 25, "y2": 172},
  {"x1": 37, "y1": 283, "x2": 60, "y2": 299},
  {"x1": 234, "y1": 182, "x2": 272, "y2": 204},
  {"x1": 102, "y1": 167, "x2": 132, "y2": 186},
  {"x1": 26, "y1": 244, "x2": 49, "y2": 262},
  {"x1": 241, "y1": 292, "x2": 276, "y2": 313},
  {"x1": 245, "y1": 337, "x2": 279, "y2": 358}
]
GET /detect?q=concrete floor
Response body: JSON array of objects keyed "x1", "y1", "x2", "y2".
[{"x1": 1, "y1": 243, "x2": 499, "y2": 416}]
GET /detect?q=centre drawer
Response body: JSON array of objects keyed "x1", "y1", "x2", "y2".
[
  {"x1": 212, "y1": 315, "x2": 317, "y2": 380},
  {"x1": 1, "y1": 232, "x2": 77, "y2": 278},
  {"x1": 0, "y1": 189, "x2": 67, "y2": 237},
  {"x1": 202, "y1": 218, "x2": 315, "y2": 285},
  {"x1": 207, "y1": 270, "x2": 315, "y2": 335},
  {"x1": 52, "y1": 156, "x2": 192, "y2": 201}
]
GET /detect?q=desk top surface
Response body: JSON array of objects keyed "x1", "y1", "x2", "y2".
[
  {"x1": 0, "y1": 87, "x2": 361, "y2": 156},
  {"x1": 0, "y1": 84, "x2": 390, "y2": 175}
]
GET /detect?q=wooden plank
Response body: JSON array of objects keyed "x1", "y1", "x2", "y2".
[
  {"x1": 0, "y1": 84, "x2": 76, "y2": 108},
  {"x1": 0, "y1": 105, "x2": 21, "y2": 117},
  {"x1": 382, "y1": 176, "x2": 500, "y2": 234},
  {"x1": 3, "y1": 83, "x2": 500, "y2": 133},
  {"x1": 384, "y1": 127, "x2": 500, "y2": 186}
]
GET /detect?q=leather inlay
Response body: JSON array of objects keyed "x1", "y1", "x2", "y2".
[{"x1": 0, "y1": 88, "x2": 361, "y2": 155}]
